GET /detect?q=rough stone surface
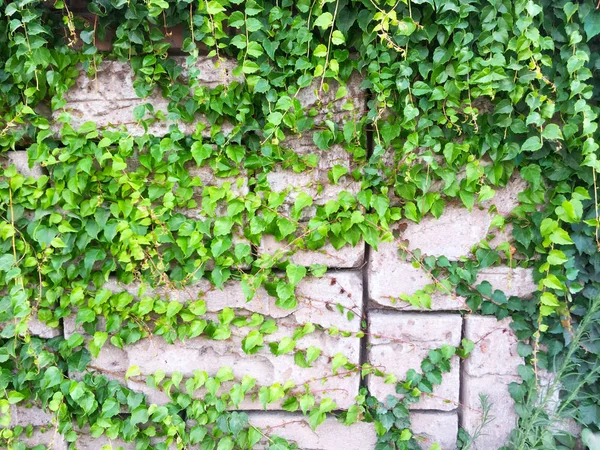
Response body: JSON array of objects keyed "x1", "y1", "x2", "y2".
[
  {"x1": 368, "y1": 312, "x2": 462, "y2": 410},
  {"x1": 8, "y1": 405, "x2": 55, "y2": 427},
  {"x1": 248, "y1": 412, "x2": 377, "y2": 450},
  {"x1": 259, "y1": 234, "x2": 365, "y2": 268},
  {"x1": 65, "y1": 273, "x2": 363, "y2": 409},
  {"x1": 3, "y1": 151, "x2": 44, "y2": 178},
  {"x1": 461, "y1": 316, "x2": 523, "y2": 449},
  {"x1": 475, "y1": 267, "x2": 537, "y2": 298},
  {"x1": 264, "y1": 135, "x2": 361, "y2": 219},
  {"x1": 411, "y1": 411, "x2": 458, "y2": 450},
  {"x1": 297, "y1": 72, "x2": 367, "y2": 124},
  {"x1": 396, "y1": 176, "x2": 527, "y2": 260},
  {"x1": 14, "y1": 428, "x2": 68, "y2": 450},
  {"x1": 27, "y1": 315, "x2": 62, "y2": 339},
  {"x1": 369, "y1": 246, "x2": 466, "y2": 311},
  {"x1": 53, "y1": 57, "x2": 239, "y2": 137}
]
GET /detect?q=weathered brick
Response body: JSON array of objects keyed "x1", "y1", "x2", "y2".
[
  {"x1": 411, "y1": 411, "x2": 458, "y2": 450},
  {"x1": 390, "y1": 176, "x2": 527, "y2": 261},
  {"x1": 475, "y1": 267, "x2": 537, "y2": 298},
  {"x1": 258, "y1": 234, "x2": 365, "y2": 268},
  {"x1": 66, "y1": 273, "x2": 363, "y2": 409},
  {"x1": 247, "y1": 412, "x2": 377, "y2": 450},
  {"x1": 264, "y1": 135, "x2": 361, "y2": 219},
  {"x1": 3, "y1": 151, "x2": 44, "y2": 179},
  {"x1": 12, "y1": 428, "x2": 68, "y2": 450},
  {"x1": 461, "y1": 316, "x2": 522, "y2": 449},
  {"x1": 27, "y1": 315, "x2": 61, "y2": 339},
  {"x1": 401, "y1": 205, "x2": 493, "y2": 260},
  {"x1": 297, "y1": 72, "x2": 367, "y2": 124},
  {"x1": 369, "y1": 244, "x2": 466, "y2": 311},
  {"x1": 368, "y1": 312, "x2": 462, "y2": 411},
  {"x1": 460, "y1": 374, "x2": 520, "y2": 449},
  {"x1": 53, "y1": 57, "x2": 239, "y2": 137},
  {"x1": 462, "y1": 316, "x2": 522, "y2": 378},
  {"x1": 8, "y1": 404, "x2": 55, "y2": 428}
]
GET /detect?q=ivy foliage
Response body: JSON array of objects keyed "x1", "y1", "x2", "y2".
[{"x1": 0, "y1": 0, "x2": 599, "y2": 449}]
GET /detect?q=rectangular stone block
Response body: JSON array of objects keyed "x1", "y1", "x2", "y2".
[
  {"x1": 461, "y1": 316, "x2": 523, "y2": 449},
  {"x1": 11, "y1": 428, "x2": 68, "y2": 450},
  {"x1": 247, "y1": 412, "x2": 377, "y2": 450},
  {"x1": 52, "y1": 57, "x2": 239, "y2": 137},
  {"x1": 368, "y1": 312, "x2": 462, "y2": 411},
  {"x1": 3, "y1": 151, "x2": 44, "y2": 179},
  {"x1": 297, "y1": 72, "x2": 367, "y2": 124},
  {"x1": 264, "y1": 135, "x2": 361, "y2": 219},
  {"x1": 369, "y1": 242, "x2": 466, "y2": 311},
  {"x1": 8, "y1": 404, "x2": 55, "y2": 428},
  {"x1": 460, "y1": 374, "x2": 520, "y2": 450},
  {"x1": 386, "y1": 176, "x2": 527, "y2": 261},
  {"x1": 401, "y1": 205, "x2": 493, "y2": 260},
  {"x1": 462, "y1": 316, "x2": 522, "y2": 379},
  {"x1": 65, "y1": 272, "x2": 363, "y2": 409},
  {"x1": 475, "y1": 267, "x2": 537, "y2": 298},
  {"x1": 411, "y1": 411, "x2": 458, "y2": 450},
  {"x1": 258, "y1": 234, "x2": 365, "y2": 269}
]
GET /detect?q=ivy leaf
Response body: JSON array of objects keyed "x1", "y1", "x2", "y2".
[
  {"x1": 522, "y1": 136, "x2": 542, "y2": 152},
  {"x1": 286, "y1": 264, "x2": 306, "y2": 285},
  {"x1": 314, "y1": 12, "x2": 333, "y2": 29}
]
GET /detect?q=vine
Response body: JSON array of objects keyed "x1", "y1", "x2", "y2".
[{"x1": 0, "y1": 0, "x2": 599, "y2": 449}]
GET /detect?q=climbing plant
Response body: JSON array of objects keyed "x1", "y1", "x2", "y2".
[{"x1": 0, "y1": 0, "x2": 599, "y2": 449}]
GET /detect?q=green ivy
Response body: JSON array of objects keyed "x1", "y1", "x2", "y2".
[{"x1": 1, "y1": 0, "x2": 599, "y2": 449}]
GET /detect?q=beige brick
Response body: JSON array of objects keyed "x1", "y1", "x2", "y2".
[
  {"x1": 411, "y1": 411, "x2": 458, "y2": 450},
  {"x1": 460, "y1": 374, "x2": 520, "y2": 450},
  {"x1": 462, "y1": 316, "x2": 522, "y2": 378},
  {"x1": 9, "y1": 404, "x2": 55, "y2": 428},
  {"x1": 264, "y1": 135, "x2": 361, "y2": 219},
  {"x1": 53, "y1": 57, "x2": 239, "y2": 137},
  {"x1": 66, "y1": 273, "x2": 363, "y2": 409},
  {"x1": 12, "y1": 428, "x2": 68, "y2": 450},
  {"x1": 297, "y1": 72, "x2": 367, "y2": 124},
  {"x1": 368, "y1": 312, "x2": 462, "y2": 411},
  {"x1": 369, "y1": 245, "x2": 466, "y2": 311},
  {"x1": 475, "y1": 267, "x2": 537, "y2": 298},
  {"x1": 461, "y1": 316, "x2": 523, "y2": 449},
  {"x1": 3, "y1": 151, "x2": 44, "y2": 179},
  {"x1": 258, "y1": 234, "x2": 365, "y2": 268},
  {"x1": 247, "y1": 412, "x2": 377, "y2": 450}
]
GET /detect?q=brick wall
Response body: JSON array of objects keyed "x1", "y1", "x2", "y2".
[{"x1": 2, "y1": 58, "x2": 539, "y2": 450}]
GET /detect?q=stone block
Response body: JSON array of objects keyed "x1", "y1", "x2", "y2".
[
  {"x1": 247, "y1": 412, "x2": 377, "y2": 450},
  {"x1": 462, "y1": 316, "x2": 522, "y2": 378},
  {"x1": 460, "y1": 374, "x2": 520, "y2": 450},
  {"x1": 264, "y1": 135, "x2": 361, "y2": 219},
  {"x1": 401, "y1": 205, "x2": 493, "y2": 260},
  {"x1": 27, "y1": 315, "x2": 61, "y2": 339},
  {"x1": 368, "y1": 312, "x2": 462, "y2": 411},
  {"x1": 461, "y1": 316, "x2": 523, "y2": 449},
  {"x1": 258, "y1": 234, "x2": 365, "y2": 268},
  {"x1": 65, "y1": 273, "x2": 363, "y2": 409},
  {"x1": 411, "y1": 411, "x2": 458, "y2": 450},
  {"x1": 297, "y1": 72, "x2": 367, "y2": 124},
  {"x1": 369, "y1": 243, "x2": 466, "y2": 311},
  {"x1": 389, "y1": 176, "x2": 527, "y2": 261},
  {"x1": 52, "y1": 57, "x2": 239, "y2": 137},
  {"x1": 475, "y1": 267, "x2": 537, "y2": 298},
  {"x1": 12, "y1": 428, "x2": 68, "y2": 450},
  {"x1": 9, "y1": 404, "x2": 54, "y2": 427},
  {"x1": 3, "y1": 151, "x2": 44, "y2": 178}
]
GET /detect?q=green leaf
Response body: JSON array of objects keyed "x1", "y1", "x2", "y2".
[
  {"x1": 522, "y1": 136, "x2": 542, "y2": 152},
  {"x1": 286, "y1": 264, "x2": 307, "y2": 285},
  {"x1": 314, "y1": 12, "x2": 333, "y2": 29}
]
